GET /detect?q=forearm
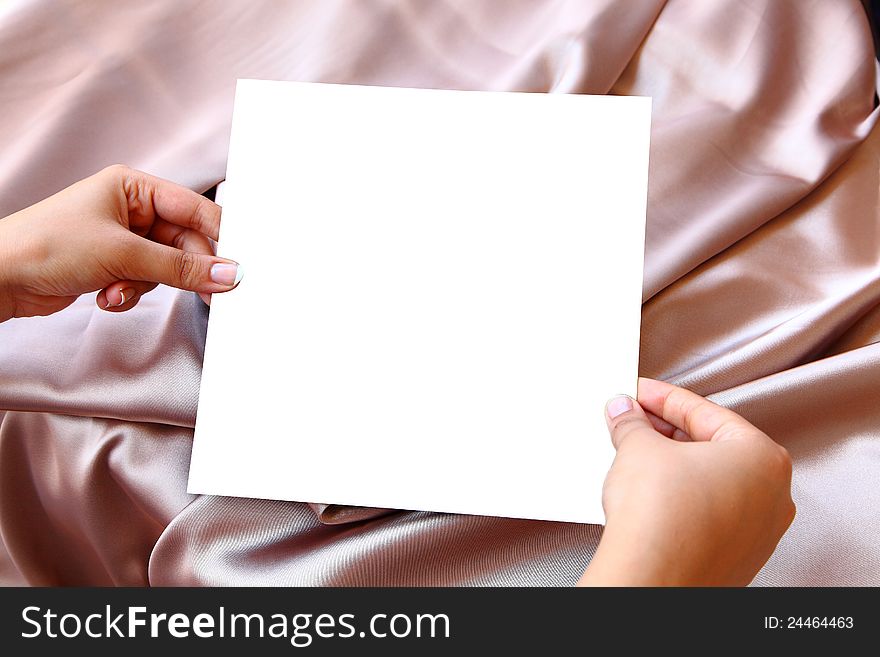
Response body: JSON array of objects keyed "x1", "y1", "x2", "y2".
[{"x1": 0, "y1": 208, "x2": 35, "y2": 323}]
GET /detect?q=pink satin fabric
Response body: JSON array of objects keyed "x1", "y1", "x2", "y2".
[{"x1": 1, "y1": 0, "x2": 878, "y2": 585}]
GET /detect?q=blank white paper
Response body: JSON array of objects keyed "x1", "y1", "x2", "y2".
[{"x1": 188, "y1": 80, "x2": 650, "y2": 524}]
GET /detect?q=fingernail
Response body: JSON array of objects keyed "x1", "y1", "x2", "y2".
[
  {"x1": 118, "y1": 287, "x2": 136, "y2": 306},
  {"x1": 606, "y1": 395, "x2": 634, "y2": 419},
  {"x1": 210, "y1": 262, "x2": 243, "y2": 286},
  {"x1": 107, "y1": 287, "x2": 137, "y2": 308}
]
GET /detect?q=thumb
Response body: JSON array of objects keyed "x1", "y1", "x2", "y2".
[
  {"x1": 605, "y1": 395, "x2": 658, "y2": 450},
  {"x1": 120, "y1": 237, "x2": 243, "y2": 294}
]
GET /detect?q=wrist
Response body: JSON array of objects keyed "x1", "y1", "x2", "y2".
[
  {"x1": 0, "y1": 218, "x2": 20, "y2": 322},
  {"x1": 577, "y1": 520, "x2": 676, "y2": 587}
]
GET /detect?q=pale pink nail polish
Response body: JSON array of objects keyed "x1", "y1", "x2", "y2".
[
  {"x1": 606, "y1": 395, "x2": 633, "y2": 419},
  {"x1": 106, "y1": 287, "x2": 136, "y2": 308},
  {"x1": 210, "y1": 263, "x2": 243, "y2": 286}
]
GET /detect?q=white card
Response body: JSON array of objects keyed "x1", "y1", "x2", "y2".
[{"x1": 188, "y1": 80, "x2": 650, "y2": 524}]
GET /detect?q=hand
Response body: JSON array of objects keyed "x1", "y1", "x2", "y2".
[
  {"x1": 0, "y1": 165, "x2": 241, "y2": 322},
  {"x1": 579, "y1": 377, "x2": 795, "y2": 586}
]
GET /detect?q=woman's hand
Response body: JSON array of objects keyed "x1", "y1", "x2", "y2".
[
  {"x1": 579, "y1": 377, "x2": 795, "y2": 586},
  {"x1": 0, "y1": 165, "x2": 240, "y2": 322}
]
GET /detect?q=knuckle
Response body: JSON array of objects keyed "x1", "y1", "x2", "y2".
[
  {"x1": 191, "y1": 197, "x2": 214, "y2": 234},
  {"x1": 671, "y1": 388, "x2": 693, "y2": 415},
  {"x1": 194, "y1": 196, "x2": 221, "y2": 238},
  {"x1": 775, "y1": 497, "x2": 797, "y2": 535},
  {"x1": 611, "y1": 417, "x2": 642, "y2": 433},
  {"x1": 101, "y1": 163, "x2": 132, "y2": 180},
  {"x1": 611, "y1": 417, "x2": 649, "y2": 446},
  {"x1": 100, "y1": 164, "x2": 143, "y2": 211},
  {"x1": 770, "y1": 443, "x2": 793, "y2": 478},
  {"x1": 713, "y1": 418, "x2": 741, "y2": 441},
  {"x1": 174, "y1": 249, "x2": 199, "y2": 287}
]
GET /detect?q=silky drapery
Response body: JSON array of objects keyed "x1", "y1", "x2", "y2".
[{"x1": 0, "y1": 0, "x2": 878, "y2": 585}]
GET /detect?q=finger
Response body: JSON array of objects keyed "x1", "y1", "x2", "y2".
[
  {"x1": 645, "y1": 410, "x2": 691, "y2": 442},
  {"x1": 119, "y1": 234, "x2": 242, "y2": 295},
  {"x1": 605, "y1": 395, "x2": 661, "y2": 451},
  {"x1": 147, "y1": 217, "x2": 217, "y2": 254},
  {"x1": 111, "y1": 166, "x2": 222, "y2": 241},
  {"x1": 96, "y1": 281, "x2": 157, "y2": 312},
  {"x1": 147, "y1": 220, "x2": 218, "y2": 305},
  {"x1": 636, "y1": 377, "x2": 757, "y2": 443}
]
